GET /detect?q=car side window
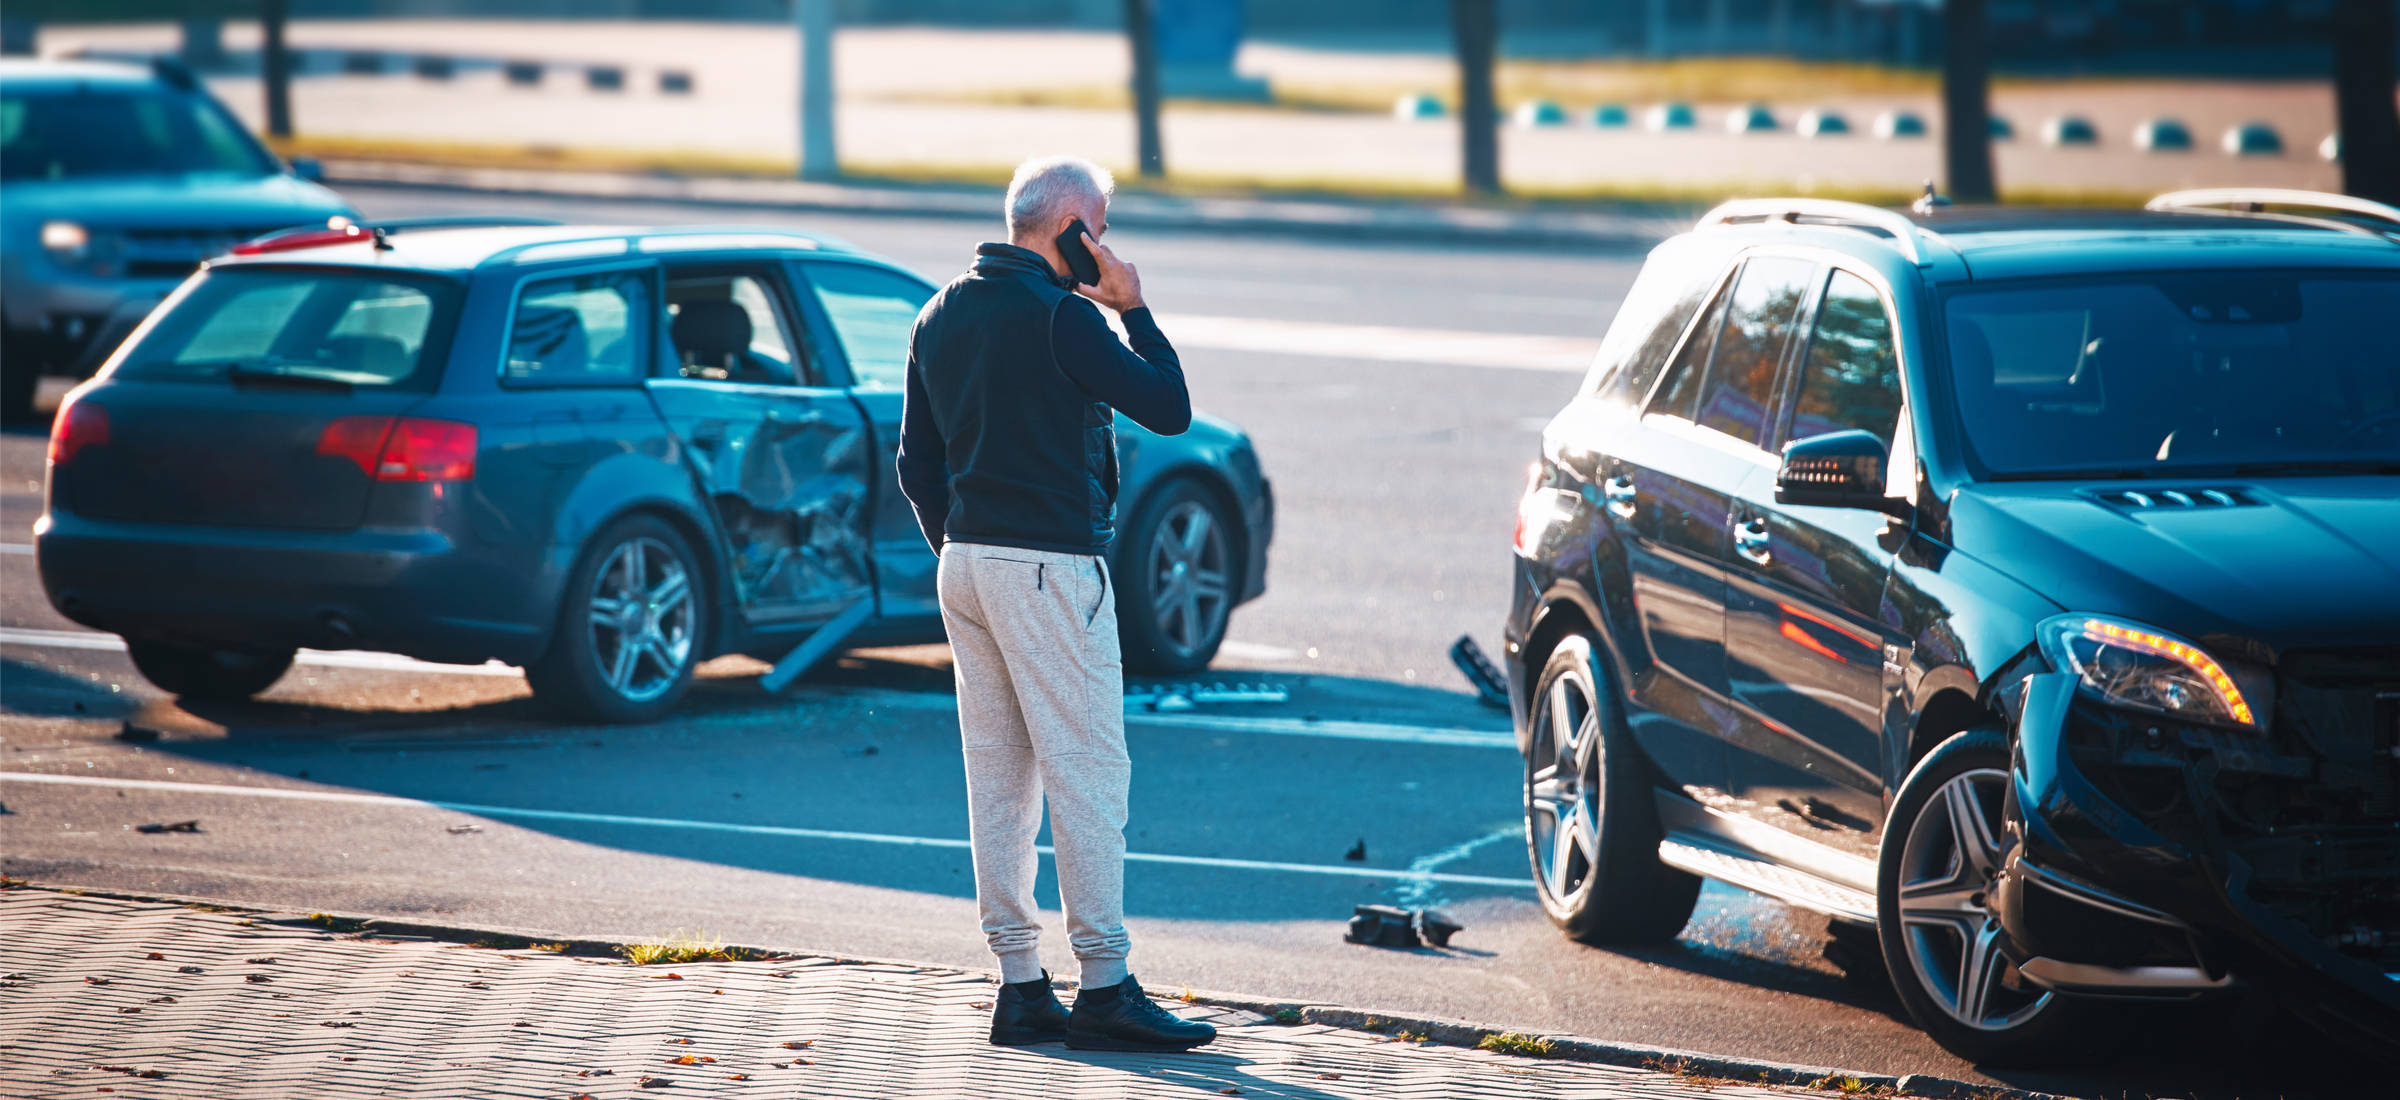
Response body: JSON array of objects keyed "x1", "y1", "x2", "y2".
[
  {"x1": 1586, "y1": 244, "x2": 1727, "y2": 408},
  {"x1": 1790, "y1": 269, "x2": 1904, "y2": 449},
  {"x1": 1647, "y1": 279, "x2": 1731, "y2": 420},
  {"x1": 505, "y1": 270, "x2": 649, "y2": 385},
  {"x1": 800, "y1": 262, "x2": 934, "y2": 391},
  {"x1": 664, "y1": 269, "x2": 804, "y2": 385},
  {"x1": 1696, "y1": 256, "x2": 1817, "y2": 448}
]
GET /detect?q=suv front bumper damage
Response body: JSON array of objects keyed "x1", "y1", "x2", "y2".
[{"x1": 1998, "y1": 672, "x2": 2400, "y2": 1049}]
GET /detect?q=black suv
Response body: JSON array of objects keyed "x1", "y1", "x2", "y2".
[
  {"x1": 1502, "y1": 189, "x2": 2398, "y2": 1064},
  {"x1": 38, "y1": 222, "x2": 1271, "y2": 722}
]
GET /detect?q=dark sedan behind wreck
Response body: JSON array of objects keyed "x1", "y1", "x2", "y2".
[{"x1": 36, "y1": 220, "x2": 1272, "y2": 722}]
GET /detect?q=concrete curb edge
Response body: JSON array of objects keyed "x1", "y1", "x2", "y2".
[
  {"x1": 316, "y1": 158, "x2": 1679, "y2": 253},
  {"x1": 7, "y1": 881, "x2": 2069, "y2": 1100}
]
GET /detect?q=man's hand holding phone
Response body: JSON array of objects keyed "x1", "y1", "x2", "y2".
[{"x1": 1075, "y1": 231, "x2": 1145, "y2": 314}]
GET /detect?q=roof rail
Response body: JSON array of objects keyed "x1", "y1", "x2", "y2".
[
  {"x1": 1696, "y1": 199, "x2": 1927, "y2": 265},
  {"x1": 2147, "y1": 188, "x2": 2400, "y2": 229},
  {"x1": 232, "y1": 216, "x2": 567, "y2": 256}
]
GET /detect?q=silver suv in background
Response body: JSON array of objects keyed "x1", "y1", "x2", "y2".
[{"x1": 0, "y1": 57, "x2": 354, "y2": 423}]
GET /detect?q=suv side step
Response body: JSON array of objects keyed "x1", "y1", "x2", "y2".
[{"x1": 1658, "y1": 832, "x2": 1878, "y2": 925}]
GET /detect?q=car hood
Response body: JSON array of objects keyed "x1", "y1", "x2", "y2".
[
  {"x1": 0, "y1": 173, "x2": 352, "y2": 230},
  {"x1": 1946, "y1": 480, "x2": 2400, "y2": 656}
]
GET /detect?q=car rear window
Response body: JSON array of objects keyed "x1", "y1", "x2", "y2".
[
  {"x1": 112, "y1": 267, "x2": 460, "y2": 391},
  {"x1": 0, "y1": 87, "x2": 275, "y2": 181}
]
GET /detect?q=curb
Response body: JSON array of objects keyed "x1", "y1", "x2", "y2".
[
  {"x1": 317, "y1": 158, "x2": 1678, "y2": 253},
  {"x1": 9, "y1": 881, "x2": 2069, "y2": 1100}
]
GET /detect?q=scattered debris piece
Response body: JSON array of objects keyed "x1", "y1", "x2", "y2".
[
  {"x1": 464, "y1": 981, "x2": 489, "y2": 989},
  {"x1": 1318, "y1": 1073, "x2": 1343, "y2": 1081},
  {"x1": 780, "y1": 1041, "x2": 813, "y2": 1050},
  {"x1": 321, "y1": 1020, "x2": 355, "y2": 1028},
  {"x1": 114, "y1": 722, "x2": 162, "y2": 743},
  {"x1": 134, "y1": 820, "x2": 200, "y2": 834},
  {"x1": 576, "y1": 1068, "x2": 616, "y2": 1076},
  {"x1": 245, "y1": 974, "x2": 272, "y2": 984},
  {"x1": 662, "y1": 1038, "x2": 693, "y2": 1046},
  {"x1": 117, "y1": 1006, "x2": 141, "y2": 1014},
  {"x1": 144, "y1": 952, "x2": 163, "y2": 960},
  {"x1": 148, "y1": 996, "x2": 175, "y2": 1003},
  {"x1": 513, "y1": 1021, "x2": 533, "y2": 1028},
  {"x1": 446, "y1": 823, "x2": 483, "y2": 835},
  {"x1": 1344, "y1": 904, "x2": 1464, "y2": 949},
  {"x1": 1450, "y1": 636, "x2": 1511, "y2": 710},
  {"x1": 177, "y1": 966, "x2": 203, "y2": 974},
  {"x1": 1343, "y1": 839, "x2": 1367, "y2": 862},
  {"x1": 1126, "y1": 680, "x2": 1291, "y2": 712},
  {"x1": 93, "y1": 1065, "x2": 167, "y2": 1080},
  {"x1": 83, "y1": 976, "x2": 109, "y2": 985},
  {"x1": 724, "y1": 1074, "x2": 750, "y2": 1081},
  {"x1": 246, "y1": 957, "x2": 276, "y2": 965},
  {"x1": 968, "y1": 1001, "x2": 993, "y2": 1010},
  {"x1": 637, "y1": 1077, "x2": 674, "y2": 1089},
  {"x1": 655, "y1": 973, "x2": 684, "y2": 981}
]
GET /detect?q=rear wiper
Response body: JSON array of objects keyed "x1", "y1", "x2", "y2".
[{"x1": 225, "y1": 363, "x2": 354, "y2": 392}]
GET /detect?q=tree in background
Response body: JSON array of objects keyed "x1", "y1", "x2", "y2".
[
  {"x1": 1940, "y1": 0, "x2": 1995, "y2": 202},
  {"x1": 260, "y1": 0, "x2": 290, "y2": 139},
  {"x1": 1451, "y1": 0, "x2": 1499, "y2": 195},
  {"x1": 2331, "y1": 0, "x2": 2400, "y2": 203},
  {"x1": 1126, "y1": 0, "x2": 1165, "y2": 178}
]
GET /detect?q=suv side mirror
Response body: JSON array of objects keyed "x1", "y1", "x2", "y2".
[
  {"x1": 289, "y1": 156, "x2": 325, "y2": 182},
  {"x1": 1777, "y1": 430, "x2": 1910, "y2": 520}
]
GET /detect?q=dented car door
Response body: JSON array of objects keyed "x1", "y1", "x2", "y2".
[{"x1": 645, "y1": 262, "x2": 874, "y2": 627}]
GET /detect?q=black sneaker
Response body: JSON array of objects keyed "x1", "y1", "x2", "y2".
[
  {"x1": 989, "y1": 972, "x2": 1068, "y2": 1046},
  {"x1": 1065, "y1": 975, "x2": 1217, "y2": 1052}
]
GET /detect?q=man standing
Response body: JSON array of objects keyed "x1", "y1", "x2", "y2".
[{"x1": 896, "y1": 156, "x2": 1214, "y2": 1053}]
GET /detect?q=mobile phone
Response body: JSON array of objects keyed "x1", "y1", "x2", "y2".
[{"x1": 1054, "y1": 218, "x2": 1102, "y2": 286}]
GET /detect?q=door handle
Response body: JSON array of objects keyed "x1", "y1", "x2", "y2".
[
  {"x1": 1602, "y1": 476, "x2": 1638, "y2": 519},
  {"x1": 1734, "y1": 517, "x2": 1772, "y2": 565}
]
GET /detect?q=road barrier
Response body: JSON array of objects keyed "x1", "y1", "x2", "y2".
[
  {"x1": 2043, "y1": 114, "x2": 2099, "y2": 146},
  {"x1": 1873, "y1": 109, "x2": 1925, "y2": 140},
  {"x1": 1726, "y1": 103, "x2": 1777, "y2": 134},
  {"x1": 2135, "y1": 117, "x2": 2193, "y2": 152},
  {"x1": 1645, "y1": 101, "x2": 1696, "y2": 131},
  {"x1": 2222, "y1": 121, "x2": 2283, "y2": 156},
  {"x1": 1510, "y1": 99, "x2": 1567, "y2": 127},
  {"x1": 1797, "y1": 108, "x2": 1850, "y2": 138}
]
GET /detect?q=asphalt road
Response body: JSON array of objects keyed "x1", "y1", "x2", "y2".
[{"x1": 0, "y1": 184, "x2": 2376, "y2": 1099}]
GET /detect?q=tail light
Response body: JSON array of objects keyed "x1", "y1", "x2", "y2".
[
  {"x1": 316, "y1": 416, "x2": 477, "y2": 481},
  {"x1": 48, "y1": 393, "x2": 109, "y2": 466},
  {"x1": 1511, "y1": 461, "x2": 1544, "y2": 556}
]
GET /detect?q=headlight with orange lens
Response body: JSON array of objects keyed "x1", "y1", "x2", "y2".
[{"x1": 2035, "y1": 614, "x2": 2270, "y2": 730}]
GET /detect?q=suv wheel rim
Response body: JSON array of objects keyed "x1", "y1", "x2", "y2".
[
  {"x1": 1896, "y1": 767, "x2": 2050, "y2": 1031},
  {"x1": 1146, "y1": 499, "x2": 1229, "y2": 657},
  {"x1": 586, "y1": 536, "x2": 694, "y2": 703},
  {"x1": 1527, "y1": 662, "x2": 1602, "y2": 909}
]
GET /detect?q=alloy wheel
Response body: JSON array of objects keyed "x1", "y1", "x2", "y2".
[
  {"x1": 1895, "y1": 767, "x2": 2051, "y2": 1031},
  {"x1": 1145, "y1": 498, "x2": 1230, "y2": 658},
  {"x1": 585, "y1": 536, "x2": 695, "y2": 704},
  {"x1": 1527, "y1": 663, "x2": 1603, "y2": 910}
]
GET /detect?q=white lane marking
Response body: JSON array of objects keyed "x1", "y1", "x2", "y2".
[
  {"x1": 0, "y1": 627, "x2": 1515, "y2": 749},
  {"x1": 0, "y1": 772, "x2": 1530, "y2": 890},
  {"x1": 1395, "y1": 823, "x2": 1525, "y2": 909},
  {"x1": 1152, "y1": 312, "x2": 1594, "y2": 373},
  {"x1": 0, "y1": 626, "x2": 522, "y2": 677},
  {"x1": 1, "y1": 543, "x2": 32, "y2": 556}
]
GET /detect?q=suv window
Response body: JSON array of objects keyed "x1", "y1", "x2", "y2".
[
  {"x1": 1695, "y1": 256, "x2": 1818, "y2": 447},
  {"x1": 1790, "y1": 269, "x2": 1903, "y2": 449},
  {"x1": 505, "y1": 270, "x2": 650, "y2": 385},
  {"x1": 800, "y1": 262, "x2": 932, "y2": 391},
  {"x1": 1587, "y1": 240, "x2": 1731, "y2": 407},
  {"x1": 665, "y1": 270, "x2": 803, "y2": 385},
  {"x1": 1649, "y1": 282, "x2": 1730, "y2": 420},
  {"x1": 113, "y1": 268, "x2": 456, "y2": 390},
  {"x1": 0, "y1": 87, "x2": 274, "y2": 181}
]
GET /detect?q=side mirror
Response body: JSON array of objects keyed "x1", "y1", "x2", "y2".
[
  {"x1": 289, "y1": 156, "x2": 325, "y2": 182},
  {"x1": 1777, "y1": 430, "x2": 1910, "y2": 520}
]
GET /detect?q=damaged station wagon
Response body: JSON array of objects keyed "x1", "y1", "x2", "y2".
[
  {"x1": 36, "y1": 220, "x2": 1272, "y2": 722},
  {"x1": 1504, "y1": 189, "x2": 2398, "y2": 1064}
]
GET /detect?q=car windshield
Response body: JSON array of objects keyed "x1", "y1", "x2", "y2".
[
  {"x1": 0, "y1": 86, "x2": 276, "y2": 181},
  {"x1": 114, "y1": 268, "x2": 461, "y2": 392},
  {"x1": 1943, "y1": 270, "x2": 2400, "y2": 478}
]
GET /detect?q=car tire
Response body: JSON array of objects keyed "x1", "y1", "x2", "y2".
[
  {"x1": 525, "y1": 514, "x2": 707, "y2": 724},
  {"x1": 1116, "y1": 477, "x2": 1238, "y2": 675},
  {"x1": 1524, "y1": 633, "x2": 1701, "y2": 944},
  {"x1": 125, "y1": 640, "x2": 294, "y2": 701},
  {"x1": 1877, "y1": 729, "x2": 2128, "y2": 1066}
]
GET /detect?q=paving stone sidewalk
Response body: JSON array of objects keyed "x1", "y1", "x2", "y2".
[{"x1": 0, "y1": 890, "x2": 1827, "y2": 1100}]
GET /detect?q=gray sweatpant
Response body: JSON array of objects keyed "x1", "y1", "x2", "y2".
[{"x1": 937, "y1": 540, "x2": 1130, "y2": 989}]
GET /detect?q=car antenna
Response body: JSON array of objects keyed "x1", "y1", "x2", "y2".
[
  {"x1": 1912, "y1": 180, "x2": 1951, "y2": 214},
  {"x1": 370, "y1": 226, "x2": 394, "y2": 251}
]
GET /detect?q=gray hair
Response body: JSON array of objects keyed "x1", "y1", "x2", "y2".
[{"x1": 1005, "y1": 156, "x2": 1115, "y2": 240}]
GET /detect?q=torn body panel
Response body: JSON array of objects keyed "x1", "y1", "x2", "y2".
[{"x1": 644, "y1": 379, "x2": 874, "y2": 628}]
